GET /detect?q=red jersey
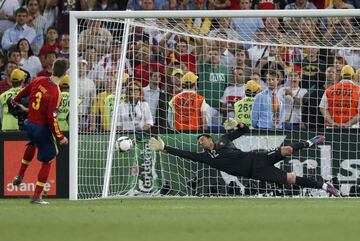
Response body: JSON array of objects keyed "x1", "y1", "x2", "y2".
[
  {"x1": 14, "y1": 76, "x2": 64, "y2": 140},
  {"x1": 39, "y1": 42, "x2": 61, "y2": 57}
]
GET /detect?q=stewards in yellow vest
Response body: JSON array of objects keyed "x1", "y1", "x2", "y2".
[
  {"x1": 58, "y1": 75, "x2": 70, "y2": 131},
  {"x1": 0, "y1": 69, "x2": 26, "y2": 131},
  {"x1": 234, "y1": 80, "x2": 260, "y2": 128},
  {"x1": 169, "y1": 72, "x2": 207, "y2": 131}
]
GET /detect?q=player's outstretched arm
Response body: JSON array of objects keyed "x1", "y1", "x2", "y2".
[
  {"x1": 149, "y1": 136, "x2": 209, "y2": 164},
  {"x1": 222, "y1": 118, "x2": 249, "y2": 141},
  {"x1": 149, "y1": 137, "x2": 165, "y2": 151}
]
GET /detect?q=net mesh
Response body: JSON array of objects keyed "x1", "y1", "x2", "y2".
[{"x1": 74, "y1": 14, "x2": 360, "y2": 199}]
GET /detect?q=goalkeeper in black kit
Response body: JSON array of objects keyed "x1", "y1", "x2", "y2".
[{"x1": 149, "y1": 119, "x2": 340, "y2": 197}]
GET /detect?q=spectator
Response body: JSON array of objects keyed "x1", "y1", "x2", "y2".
[
  {"x1": 167, "y1": 38, "x2": 196, "y2": 73},
  {"x1": 334, "y1": 56, "x2": 348, "y2": 82},
  {"x1": 198, "y1": 48, "x2": 228, "y2": 126},
  {"x1": 17, "y1": 38, "x2": 42, "y2": 79},
  {"x1": 78, "y1": 19, "x2": 113, "y2": 54},
  {"x1": 168, "y1": 72, "x2": 207, "y2": 131},
  {"x1": 277, "y1": 68, "x2": 308, "y2": 130},
  {"x1": 43, "y1": 0, "x2": 59, "y2": 30},
  {"x1": 78, "y1": 59, "x2": 96, "y2": 132},
  {"x1": 103, "y1": 73, "x2": 129, "y2": 131},
  {"x1": 0, "y1": 69, "x2": 26, "y2": 131},
  {"x1": 255, "y1": 45, "x2": 286, "y2": 84},
  {"x1": 134, "y1": 46, "x2": 165, "y2": 87},
  {"x1": 7, "y1": 48, "x2": 30, "y2": 84},
  {"x1": 264, "y1": 17, "x2": 284, "y2": 43},
  {"x1": 159, "y1": 0, "x2": 185, "y2": 10},
  {"x1": 301, "y1": 47, "x2": 326, "y2": 91},
  {"x1": 0, "y1": 61, "x2": 18, "y2": 95},
  {"x1": 56, "y1": 0, "x2": 88, "y2": 35},
  {"x1": 323, "y1": 17, "x2": 354, "y2": 46},
  {"x1": 251, "y1": 71, "x2": 267, "y2": 90},
  {"x1": 283, "y1": 0, "x2": 317, "y2": 31},
  {"x1": 143, "y1": 72, "x2": 161, "y2": 121},
  {"x1": 1, "y1": 7, "x2": 36, "y2": 52},
  {"x1": 141, "y1": 0, "x2": 157, "y2": 10},
  {"x1": 84, "y1": 45, "x2": 112, "y2": 91},
  {"x1": 234, "y1": 80, "x2": 261, "y2": 128},
  {"x1": 91, "y1": 73, "x2": 115, "y2": 131},
  {"x1": 346, "y1": 0, "x2": 360, "y2": 8},
  {"x1": 186, "y1": 0, "x2": 212, "y2": 35},
  {"x1": 337, "y1": 35, "x2": 360, "y2": 69},
  {"x1": 327, "y1": 0, "x2": 354, "y2": 9},
  {"x1": 92, "y1": 0, "x2": 119, "y2": 10},
  {"x1": 247, "y1": 29, "x2": 268, "y2": 68},
  {"x1": 170, "y1": 68, "x2": 183, "y2": 96},
  {"x1": 234, "y1": 44, "x2": 252, "y2": 81},
  {"x1": 0, "y1": 0, "x2": 19, "y2": 34},
  {"x1": 251, "y1": 70, "x2": 284, "y2": 129},
  {"x1": 320, "y1": 65, "x2": 360, "y2": 128},
  {"x1": 302, "y1": 66, "x2": 336, "y2": 130},
  {"x1": 117, "y1": 80, "x2": 153, "y2": 131},
  {"x1": 220, "y1": 67, "x2": 246, "y2": 119},
  {"x1": 253, "y1": 0, "x2": 284, "y2": 9},
  {"x1": 208, "y1": 18, "x2": 238, "y2": 41},
  {"x1": 27, "y1": 0, "x2": 47, "y2": 55},
  {"x1": 0, "y1": 50, "x2": 5, "y2": 80},
  {"x1": 285, "y1": 0, "x2": 317, "y2": 9},
  {"x1": 126, "y1": 0, "x2": 142, "y2": 10},
  {"x1": 37, "y1": 50, "x2": 57, "y2": 77},
  {"x1": 109, "y1": 39, "x2": 133, "y2": 76},
  {"x1": 58, "y1": 33, "x2": 69, "y2": 59},
  {"x1": 208, "y1": 0, "x2": 231, "y2": 10},
  {"x1": 39, "y1": 26, "x2": 61, "y2": 67},
  {"x1": 58, "y1": 74, "x2": 70, "y2": 131},
  {"x1": 230, "y1": 0, "x2": 264, "y2": 46}
]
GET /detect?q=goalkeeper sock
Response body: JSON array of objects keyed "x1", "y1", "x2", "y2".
[
  {"x1": 295, "y1": 176, "x2": 323, "y2": 189},
  {"x1": 289, "y1": 142, "x2": 308, "y2": 152},
  {"x1": 17, "y1": 145, "x2": 36, "y2": 177},
  {"x1": 33, "y1": 162, "x2": 51, "y2": 200}
]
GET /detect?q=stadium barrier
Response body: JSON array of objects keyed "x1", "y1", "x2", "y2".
[
  {"x1": 0, "y1": 131, "x2": 69, "y2": 198},
  {"x1": 1, "y1": 130, "x2": 359, "y2": 198}
]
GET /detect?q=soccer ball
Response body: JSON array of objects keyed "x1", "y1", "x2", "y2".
[{"x1": 115, "y1": 136, "x2": 133, "y2": 152}]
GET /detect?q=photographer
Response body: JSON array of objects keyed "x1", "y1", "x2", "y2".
[{"x1": 0, "y1": 69, "x2": 27, "y2": 131}]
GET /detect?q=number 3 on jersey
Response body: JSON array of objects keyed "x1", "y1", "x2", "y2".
[{"x1": 32, "y1": 91, "x2": 42, "y2": 110}]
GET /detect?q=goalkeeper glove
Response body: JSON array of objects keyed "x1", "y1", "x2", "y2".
[
  {"x1": 223, "y1": 118, "x2": 239, "y2": 130},
  {"x1": 149, "y1": 136, "x2": 165, "y2": 151}
]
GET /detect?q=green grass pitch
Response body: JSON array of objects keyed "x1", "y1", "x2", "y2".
[{"x1": 1, "y1": 198, "x2": 359, "y2": 241}]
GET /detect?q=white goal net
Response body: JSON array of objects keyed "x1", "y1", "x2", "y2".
[{"x1": 69, "y1": 10, "x2": 360, "y2": 200}]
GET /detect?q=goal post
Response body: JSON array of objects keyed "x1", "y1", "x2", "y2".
[{"x1": 69, "y1": 9, "x2": 360, "y2": 200}]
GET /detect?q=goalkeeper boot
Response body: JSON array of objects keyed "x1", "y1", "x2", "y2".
[
  {"x1": 324, "y1": 182, "x2": 341, "y2": 197},
  {"x1": 13, "y1": 176, "x2": 23, "y2": 186},
  {"x1": 306, "y1": 135, "x2": 325, "y2": 147},
  {"x1": 30, "y1": 198, "x2": 49, "y2": 205}
]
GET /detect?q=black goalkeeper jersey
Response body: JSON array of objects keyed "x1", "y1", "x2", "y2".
[{"x1": 164, "y1": 125, "x2": 255, "y2": 178}]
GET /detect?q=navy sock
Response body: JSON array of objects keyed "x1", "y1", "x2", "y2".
[
  {"x1": 290, "y1": 142, "x2": 308, "y2": 152},
  {"x1": 295, "y1": 176, "x2": 323, "y2": 189}
]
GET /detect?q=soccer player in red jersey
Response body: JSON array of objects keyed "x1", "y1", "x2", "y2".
[{"x1": 12, "y1": 59, "x2": 69, "y2": 204}]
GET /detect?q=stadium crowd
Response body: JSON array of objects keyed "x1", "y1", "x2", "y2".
[{"x1": 0, "y1": 0, "x2": 360, "y2": 133}]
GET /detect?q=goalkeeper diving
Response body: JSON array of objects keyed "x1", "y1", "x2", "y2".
[{"x1": 149, "y1": 119, "x2": 340, "y2": 197}]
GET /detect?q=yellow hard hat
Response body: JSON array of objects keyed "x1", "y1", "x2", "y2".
[
  {"x1": 245, "y1": 80, "x2": 261, "y2": 94},
  {"x1": 181, "y1": 71, "x2": 198, "y2": 84},
  {"x1": 355, "y1": 68, "x2": 360, "y2": 83},
  {"x1": 172, "y1": 68, "x2": 184, "y2": 76},
  {"x1": 60, "y1": 74, "x2": 70, "y2": 88},
  {"x1": 10, "y1": 69, "x2": 25, "y2": 83},
  {"x1": 341, "y1": 65, "x2": 355, "y2": 77}
]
